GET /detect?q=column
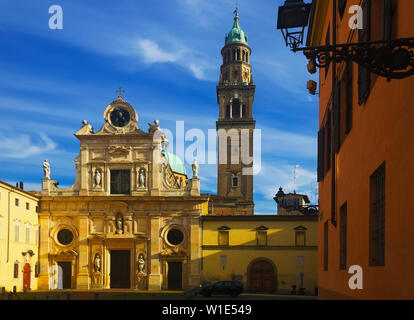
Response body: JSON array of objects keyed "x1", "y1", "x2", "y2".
[
  {"x1": 76, "y1": 215, "x2": 90, "y2": 289},
  {"x1": 148, "y1": 214, "x2": 161, "y2": 290}
]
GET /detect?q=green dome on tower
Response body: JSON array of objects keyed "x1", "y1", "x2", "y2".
[{"x1": 225, "y1": 8, "x2": 248, "y2": 46}]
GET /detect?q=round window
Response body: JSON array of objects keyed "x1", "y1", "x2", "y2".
[
  {"x1": 166, "y1": 229, "x2": 184, "y2": 246},
  {"x1": 57, "y1": 229, "x2": 74, "y2": 245}
]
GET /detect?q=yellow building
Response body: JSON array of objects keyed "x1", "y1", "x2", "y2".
[
  {"x1": 0, "y1": 181, "x2": 39, "y2": 292},
  {"x1": 201, "y1": 215, "x2": 318, "y2": 295}
]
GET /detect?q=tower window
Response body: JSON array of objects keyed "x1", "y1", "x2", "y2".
[
  {"x1": 226, "y1": 105, "x2": 231, "y2": 119},
  {"x1": 232, "y1": 99, "x2": 241, "y2": 118},
  {"x1": 242, "y1": 104, "x2": 246, "y2": 118},
  {"x1": 232, "y1": 175, "x2": 239, "y2": 188}
]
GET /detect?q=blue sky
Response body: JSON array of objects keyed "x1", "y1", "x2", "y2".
[{"x1": 0, "y1": 0, "x2": 318, "y2": 214}]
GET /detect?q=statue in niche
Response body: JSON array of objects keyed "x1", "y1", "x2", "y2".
[
  {"x1": 138, "y1": 254, "x2": 145, "y2": 274},
  {"x1": 115, "y1": 215, "x2": 124, "y2": 234},
  {"x1": 94, "y1": 169, "x2": 102, "y2": 187},
  {"x1": 93, "y1": 253, "x2": 101, "y2": 272},
  {"x1": 43, "y1": 159, "x2": 50, "y2": 179},
  {"x1": 192, "y1": 158, "x2": 199, "y2": 178},
  {"x1": 138, "y1": 168, "x2": 146, "y2": 188}
]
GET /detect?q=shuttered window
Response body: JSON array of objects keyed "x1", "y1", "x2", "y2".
[
  {"x1": 326, "y1": 110, "x2": 332, "y2": 172},
  {"x1": 345, "y1": 61, "x2": 353, "y2": 134},
  {"x1": 257, "y1": 231, "x2": 267, "y2": 246},
  {"x1": 317, "y1": 127, "x2": 325, "y2": 182},
  {"x1": 325, "y1": 25, "x2": 330, "y2": 79},
  {"x1": 382, "y1": 0, "x2": 398, "y2": 41},
  {"x1": 218, "y1": 231, "x2": 229, "y2": 246},
  {"x1": 295, "y1": 231, "x2": 306, "y2": 247},
  {"x1": 333, "y1": 82, "x2": 341, "y2": 154},
  {"x1": 370, "y1": 163, "x2": 386, "y2": 266},
  {"x1": 14, "y1": 262, "x2": 19, "y2": 278},
  {"x1": 340, "y1": 203, "x2": 348, "y2": 270},
  {"x1": 339, "y1": 0, "x2": 348, "y2": 19},
  {"x1": 324, "y1": 221, "x2": 329, "y2": 271},
  {"x1": 358, "y1": 0, "x2": 371, "y2": 105}
]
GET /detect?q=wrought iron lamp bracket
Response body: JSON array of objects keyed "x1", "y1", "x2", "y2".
[{"x1": 293, "y1": 37, "x2": 414, "y2": 81}]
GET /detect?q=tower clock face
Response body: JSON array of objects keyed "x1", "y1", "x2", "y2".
[{"x1": 110, "y1": 107, "x2": 130, "y2": 127}]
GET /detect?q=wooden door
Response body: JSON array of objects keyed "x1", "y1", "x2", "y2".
[
  {"x1": 168, "y1": 262, "x2": 182, "y2": 290},
  {"x1": 58, "y1": 261, "x2": 71, "y2": 289},
  {"x1": 23, "y1": 263, "x2": 31, "y2": 290},
  {"x1": 110, "y1": 250, "x2": 130, "y2": 288},
  {"x1": 249, "y1": 260, "x2": 276, "y2": 293}
]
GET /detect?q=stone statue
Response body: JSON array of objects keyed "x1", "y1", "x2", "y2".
[
  {"x1": 148, "y1": 120, "x2": 160, "y2": 133},
  {"x1": 138, "y1": 169, "x2": 146, "y2": 188},
  {"x1": 94, "y1": 169, "x2": 102, "y2": 187},
  {"x1": 192, "y1": 158, "x2": 199, "y2": 178},
  {"x1": 115, "y1": 215, "x2": 123, "y2": 234},
  {"x1": 43, "y1": 159, "x2": 50, "y2": 179},
  {"x1": 94, "y1": 254, "x2": 101, "y2": 272},
  {"x1": 138, "y1": 254, "x2": 145, "y2": 274}
]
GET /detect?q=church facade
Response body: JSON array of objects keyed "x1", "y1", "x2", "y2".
[{"x1": 37, "y1": 95, "x2": 209, "y2": 290}]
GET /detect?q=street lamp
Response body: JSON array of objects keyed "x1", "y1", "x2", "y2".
[
  {"x1": 277, "y1": 0, "x2": 311, "y2": 50},
  {"x1": 276, "y1": 0, "x2": 414, "y2": 81}
]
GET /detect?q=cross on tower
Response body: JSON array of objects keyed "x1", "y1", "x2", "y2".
[{"x1": 116, "y1": 87, "x2": 125, "y2": 98}]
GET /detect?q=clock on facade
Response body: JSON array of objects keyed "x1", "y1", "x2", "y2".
[{"x1": 110, "y1": 107, "x2": 131, "y2": 127}]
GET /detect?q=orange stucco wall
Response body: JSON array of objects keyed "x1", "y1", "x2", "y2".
[{"x1": 315, "y1": 0, "x2": 414, "y2": 299}]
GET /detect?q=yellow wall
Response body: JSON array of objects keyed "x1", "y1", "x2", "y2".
[
  {"x1": 202, "y1": 217, "x2": 318, "y2": 295},
  {"x1": 0, "y1": 181, "x2": 39, "y2": 292}
]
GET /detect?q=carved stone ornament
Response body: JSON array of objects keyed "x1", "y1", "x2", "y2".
[
  {"x1": 162, "y1": 164, "x2": 181, "y2": 190},
  {"x1": 43, "y1": 159, "x2": 51, "y2": 179}
]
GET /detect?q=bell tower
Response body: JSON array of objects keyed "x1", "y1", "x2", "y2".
[{"x1": 216, "y1": 9, "x2": 255, "y2": 214}]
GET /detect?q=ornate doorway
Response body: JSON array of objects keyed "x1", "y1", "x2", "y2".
[
  {"x1": 23, "y1": 263, "x2": 31, "y2": 290},
  {"x1": 167, "y1": 262, "x2": 182, "y2": 290},
  {"x1": 110, "y1": 250, "x2": 130, "y2": 288},
  {"x1": 248, "y1": 259, "x2": 276, "y2": 293}
]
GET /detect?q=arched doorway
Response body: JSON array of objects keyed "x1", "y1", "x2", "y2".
[
  {"x1": 23, "y1": 263, "x2": 31, "y2": 290},
  {"x1": 248, "y1": 259, "x2": 277, "y2": 293}
]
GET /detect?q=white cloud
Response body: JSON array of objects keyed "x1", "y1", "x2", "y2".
[
  {"x1": 0, "y1": 133, "x2": 57, "y2": 159},
  {"x1": 136, "y1": 39, "x2": 180, "y2": 64}
]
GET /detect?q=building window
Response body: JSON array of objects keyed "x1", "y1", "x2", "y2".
[
  {"x1": 358, "y1": 0, "x2": 371, "y2": 105},
  {"x1": 25, "y1": 225, "x2": 30, "y2": 244},
  {"x1": 110, "y1": 170, "x2": 131, "y2": 194},
  {"x1": 26, "y1": 202, "x2": 30, "y2": 210},
  {"x1": 257, "y1": 231, "x2": 267, "y2": 246},
  {"x1": 15, "y1": 198, "x2": 20, "y2": 207},
  {"x1": 325, "y1": 25, "x2": 330, "y2": 79},
  {"x1": 370, "y1": 162, "x2": 386, "y2": 266},
  {"x1": 220, "y1": 256, "x2": 227, "y2": 269},
  {"x1": 218, "y1": 226, "x2": 230, "y2": 246},
  {"x1": 14, "y1": 221, "x2": 20, "y2": 242},
  {"x1": 35, "y1": 226, "x2": 39, "y2": 246},
  {"x1": 0, "y1": 217, "x2": 2, "y2": 239},
  {"x1": 324, "y1": 221, "x2": 329, "y2": 271},
  {"x1": 339, "y1": 0, "x2": 347, "y2": 19},
  {"x1": 295, "y1": 231, "x2": 306, "y2": 247},
  {"x1": 345, "y1": 61, "x2": 353, "y2": 134},
  {"x1": 340, "y1": 202, "x2": 348, "y2": 270},
  {"x1": 14, "y1": 261, "x2": 19, "y2": 278},
  {"x1": 35, "y1": 262, "x2": 40, "y2": 278},
  {"x1": 382, "y1": 0, "x2": 398, "y2": 41},
  {"x1": 297, "y1": 256, "x2": 304, "y2": 268}
]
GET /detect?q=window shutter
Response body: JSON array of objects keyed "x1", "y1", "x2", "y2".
[
  {"x1": 333, "y1": 82, "x2": 341, "y2": 154},
  {"x1": 358, "y1": 0, "x2": 371, "y2": 105},
  {"x1": 346, "y1": 62, "x2": 353, "y2": 133},
  {"x1": 317, "y1": 127, "x2": 325, "y2": 182}
]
